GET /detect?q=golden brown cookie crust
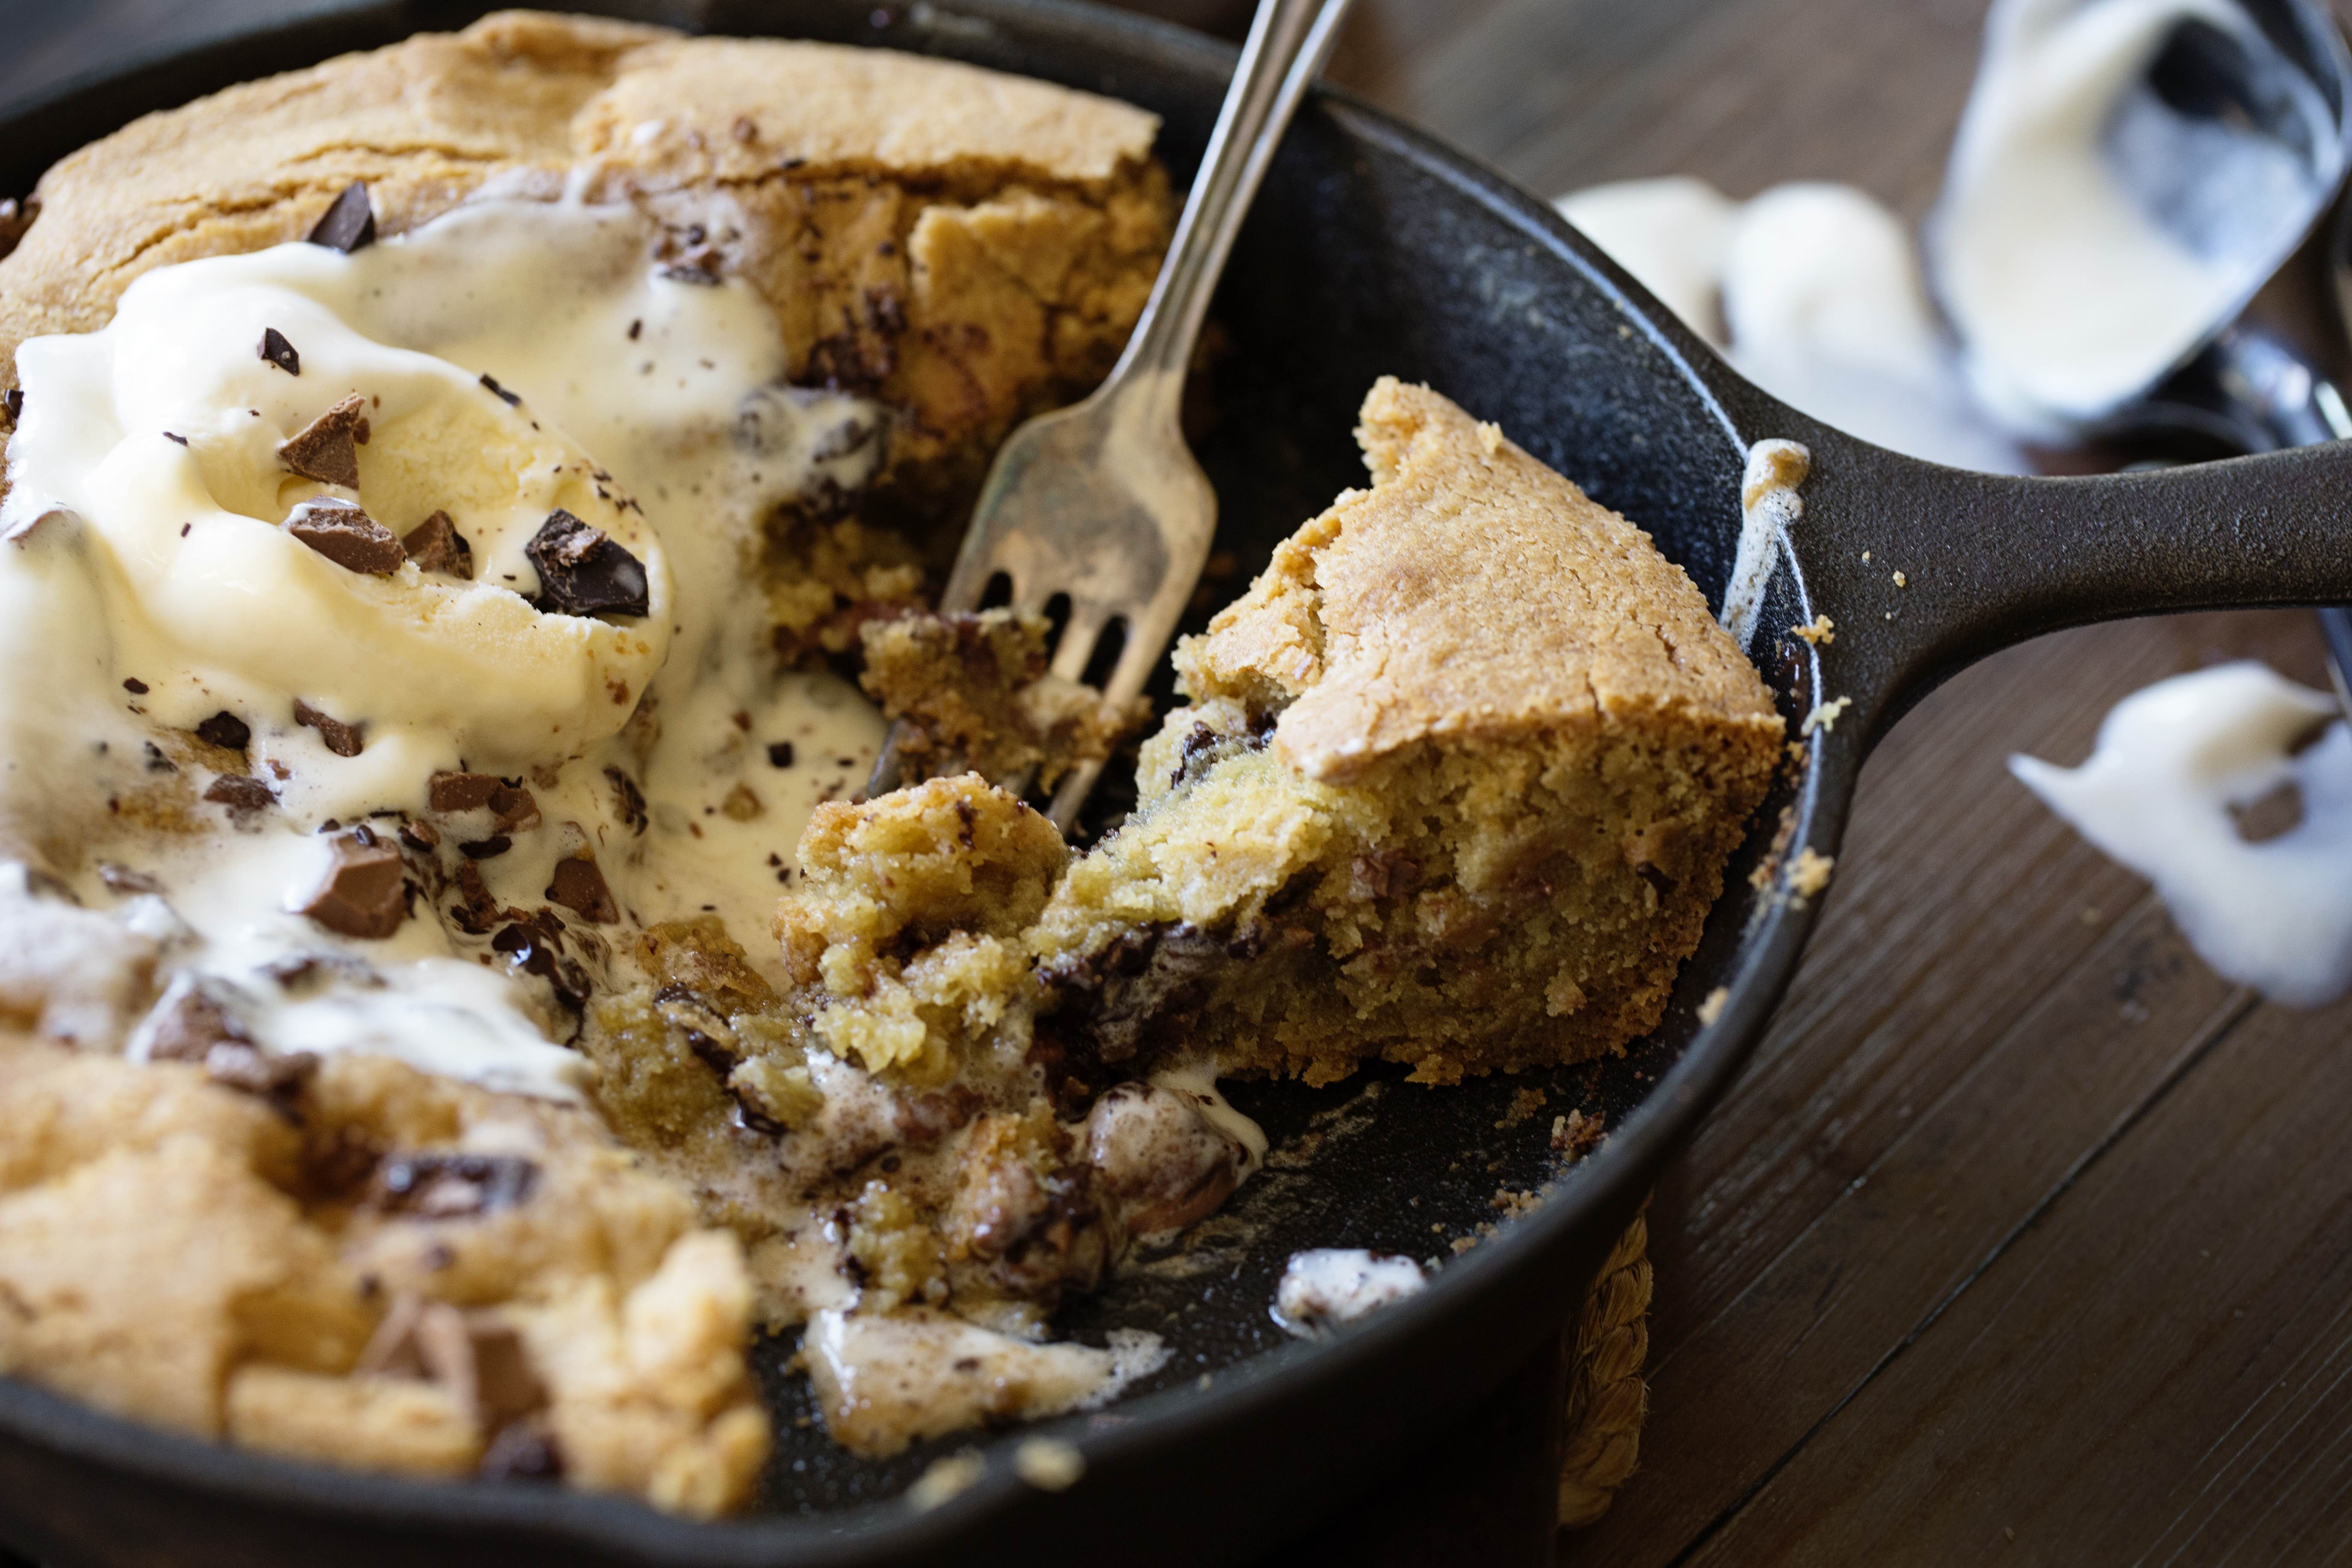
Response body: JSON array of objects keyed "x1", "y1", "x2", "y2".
[
  {"x1": 1180, "y1": 377, "x2": 1782, "y2": 783},
  {"x1": 0, "y1": 10, "x2": 1172, "y2": 496}
]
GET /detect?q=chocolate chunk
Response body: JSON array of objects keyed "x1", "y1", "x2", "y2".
[
  {"x1": 288, "y1": 501, "x2": 404, "y2": 576},
  {"x1": 3, "y1": 388, "x2": 21, "y2": 423},
  {"x1": 294, "y1": 697, "x2": 365, "y2": 756},
  {"x1": 259, "y1": 328, "x2": 300, "y2": 375},
  {"x1": 121, "y1": 677, "x2": 148, "y2": 694},
  {"x1": 478, "y1": 373, "x2": 520, "y2": 406},
  {"x1": 203, "y1": 773, "x2": 276, "y2": 818},
  {"x1": 196, "y1": 711, "x2": 251, "y2": 752},
  {"x1": 426, "y1": 771, "x2": 539, "y2": 833},
  {"x1": 141, "y1": 980, "x2": 252, "y2": 1061},
  {"x1": 545, "y1": 856, "x2": 616, "y2": 924},
  {"x1": 371, "y1": 1153, "x2": 538, "y2": 1218},
  {"x1": 305, "y1": 182, "x2": 376, "y2": 252},
  {"x1": 491, "y1": 915, "x2": 588, "y2": 1014},
  {"x1": 294, "y1": 831, "x2": 407, "y2": 938},
  {"x1": 398, "y1": 818, "x2": 440, "y2": 851},
  {"x1": 767, "y1": 741, "x2": 795, "y2": 768},
  {"x1": 459, "y1": 836, "x2": 512, "y2": 860},
  {"x1": 141, "y1": 742, "x2": 175, "y2": 774},
  {"x1": 162, "y1": 432, "x2": 188, "y2": 447},
  {"x1": 400, "y1": 510, "x2": 473, "y2": 578},
  {"x1": 279, "y1": 394, "x2": 371, "y2": 488},
  {"x1": 525, "y1": 510, "x2": 648, "y2": 619},
  {"x1": 449, "y1": 860, "x2": 503, "y2": 936}
]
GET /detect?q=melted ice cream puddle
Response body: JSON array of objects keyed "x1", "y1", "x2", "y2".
[
  {"x1": 1932, "y1": 0, "x2": 2335, "y2": 433},
  {"x1": 1271, "y1": 1249, "x2": 1427, "y2": 1337},
  {"x1": 0, "y1": 193, "x2": 885, "y2": 1096},
  {"x1": 2011, "y1": 662, "x2": 2352, "y2": 1005}
]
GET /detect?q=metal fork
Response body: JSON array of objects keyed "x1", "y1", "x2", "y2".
[{"x1": 864, "y1": 0, "x2": 1354, "y2": 833}]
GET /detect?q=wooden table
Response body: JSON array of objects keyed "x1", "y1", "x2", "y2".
[{"x1": 3, "y1": 2, "x2": 2349, "y2": 1564}]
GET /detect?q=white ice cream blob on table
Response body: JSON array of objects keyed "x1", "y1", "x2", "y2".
[{"x1": 2011, "y1": 661, "x2": 2352, "y2": 1006}]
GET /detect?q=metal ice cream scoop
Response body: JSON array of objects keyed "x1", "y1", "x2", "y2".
[{"x1": 1928, "y1": 0, "x2": 2352, "y2": 684}]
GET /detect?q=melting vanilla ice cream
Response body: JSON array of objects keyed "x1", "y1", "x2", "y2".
[
  {"x1": 0, "y1": 191, "x2": 888, "y2": 1095},
  {"x1": 2011, "y1": 662, "x2": 2352, "y2": 1006}
]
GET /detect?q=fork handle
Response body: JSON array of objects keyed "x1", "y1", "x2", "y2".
[{"x1": 1106, "y1": 0, "x2": 1355, "y2": 411}]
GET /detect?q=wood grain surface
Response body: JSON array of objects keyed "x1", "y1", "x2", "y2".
[{"x1": 1, "y1": 3, "x2": 2349, "y2": 1566}]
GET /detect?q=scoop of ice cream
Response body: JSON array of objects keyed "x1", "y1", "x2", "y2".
[{"x1": 3, "y1": 236, "x2": 672, "y2": 781}]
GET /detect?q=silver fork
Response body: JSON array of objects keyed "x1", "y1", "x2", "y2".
[{"x1": 864, "y1": 0, "x2": 1354, "y2": 834}]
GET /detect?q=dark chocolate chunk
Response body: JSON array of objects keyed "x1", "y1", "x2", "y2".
[
  {"x1": 203, "y1": 773, "x2": 276, "y2": 818},
  {"x1": 491, "y1": 914, "x2": 589, "y2": 1014},
  {"x1": 121, "y1": 677, "x2": 148, "y2": 694},
  {"x1": 162, "y1": 432, "x2": 188, "y2": 447},
  {"x1": 142, "y1": 741, "x2": 175, "y2": 774},
  {"x1": 767, "y1": 741, "x2": 795, "y2": 768},
  {"x1": 196, "y1": 711, "x2": 250, "y2": 752},
  {"x1": 279, "y1": 394, "x2": 371, "y2": 488},
  {"x1": 545, "y1": 856, "x2": 616, "y2": 924},
  {"x1": 2, "y1": 388, "x2": 21, "y2": 422},
  {"x1": 398, "y1": 818, "x2": 440, "y2": 851},
  {"x1": 400, "y1": 510, "x2": 473, "y2": 578},
  {"x1": 459, "y1": 836, "x2": 511, "y2": 860},
  {"x1": 478, "y1": 373, "x2": 520, "y2": 406},
  {"x1": 288, "y1": 501, "x2": 404, "y2": 576},
  {"x1": 357, "y1": 1296, "x2": 548, "y2": 1437},
  {"x1": 294, "y1": 831, "x2": 407, "y2": 938},
  {"x1": 259, "y1": 328, "x2": 300, "y2": 375},
  {"x1": 371, "y1": 1152, "x2": 538, "y2": 1217},
  {"x1": 525, "y1": 509, "x2": 648, "y2": 619},
  {"x1": 294, "y1": 697, "x2": 365, "y2": 757},
  {"x1": 306, "y1": 182, "x2": 376, "y2": 253},
  {"x1": 449, "y1": 860, "x2": 503, "y2": 936},
  {"x1": 97, "y1": 861, "x2": 160, "y2": 894}
]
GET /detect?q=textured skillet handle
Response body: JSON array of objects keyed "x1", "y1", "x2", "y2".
[{"x1": 1798, "y1": 429, "x2": 2352, "y2": 744}]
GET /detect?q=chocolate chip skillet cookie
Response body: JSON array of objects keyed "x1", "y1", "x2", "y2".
[{"x1": 0, "y1": 8, "x2": 1777, "y2": 1515}]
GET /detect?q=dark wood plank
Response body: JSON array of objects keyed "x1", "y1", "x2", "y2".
[{"x1": 1682, "y1": 986, "x2": 2352, "y2": 1565}]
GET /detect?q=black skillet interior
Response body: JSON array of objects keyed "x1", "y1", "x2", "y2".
[{"x1": 32, "y1": 0, "x2": 2352, "y2": 1563}]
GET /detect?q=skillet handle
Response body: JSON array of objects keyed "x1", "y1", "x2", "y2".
[{"x1": 1794, "y1": 429, "x2": 2352, "y2": 744}]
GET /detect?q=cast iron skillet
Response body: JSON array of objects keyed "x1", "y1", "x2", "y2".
[{"x1": 4, "y1": 2, "x2": 2352, "y2": 1565}]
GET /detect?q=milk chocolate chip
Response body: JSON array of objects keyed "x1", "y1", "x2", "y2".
[
  {"x1": 545, "y1": 855, "x2": 617, "y2": 924},
  {"x1": 294, "y1": 697, "x2": 365, "y2": 756},
  {"x1": 279, "y1": 394, "x2": 371, "y2": 488},
  {"x1": 203, "y1": 774, "x2": 276, "y2": 819},
  {"x1": 295, "y1": 830, "x2": 407, "y2": 938},
  {"x1": 305, "y1": 182, "x2": 376, "y2": 253},
  {"x1": 259, "y1": 328, "x2": 300, "y2": 375},
  {"x1": 526, "y1": 510, "x2": 649, "y2": 619},
  {"x1": 401, "y1": 510, "x2": 473, "y2": 578},
  {"x1": 288, "y1": 500, "x2": 404, "y2": 576}
]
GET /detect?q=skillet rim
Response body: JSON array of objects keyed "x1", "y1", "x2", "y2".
[{"x1": 0, "y1": 0, "x2": 1840, "y2": 1557}]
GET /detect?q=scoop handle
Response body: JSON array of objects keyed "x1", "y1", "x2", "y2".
[{"x1": 1782, "y1": 423, "x2": 2352, "y2": 746}]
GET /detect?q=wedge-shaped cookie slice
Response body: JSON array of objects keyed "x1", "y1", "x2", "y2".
[{"x1": 1027, "y1": 377, "x2": 1784, "y2": 1086}]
